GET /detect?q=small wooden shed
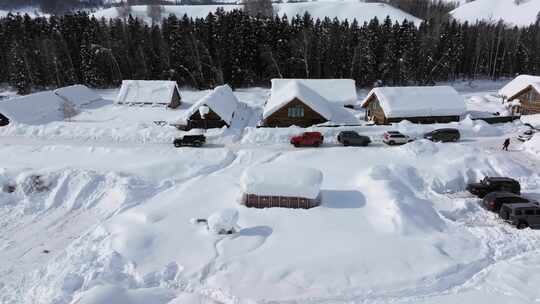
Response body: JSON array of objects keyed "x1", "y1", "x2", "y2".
[
  {"x1": 179, "y1": 84, "x2": 239, "y2": 130},
  {"x1": 0, "y1": 112, "x2": 9, "y2": 126},
  {"x1": 360, "y1": 86, "x2": 466, "y2": 124},
  {"x1": 262, "y1": 81, "x2": 333, "y2": 127},
  {"x1": 240, "y1": 164, "x2": 323, "y2": 209},
  {"x1": 499, "y1": 75, "x2": 540, "y2": 115},
  {"x1": 116, "y1": 80, "x2": 182, "y2": 108}
]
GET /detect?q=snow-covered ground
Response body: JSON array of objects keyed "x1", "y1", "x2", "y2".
[
  {"x1": 450, "y1": 0, "x2": 540, "y2": 27},
  {"x1": 1, "y1": 80, "x2": 540, "y2": 304}
]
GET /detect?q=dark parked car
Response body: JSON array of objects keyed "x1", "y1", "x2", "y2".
[
  {"x1": 481, "y1": 191, "x2": 529, "y2": 212},
  {"x1": 466, "y1": 177, "x2": 521, "y2": 198},
  {"x1": 499, "y1": 202, "x2": 540, "y2": 229},
  {"x1": 423, "y1": 128, "x2": 460, "y2": 142},
  {"x1": 290, "y1": 132, "x2": 324, "y2": 147},
  {"x1": 173, "y1": 135, "x2": 206, "y2": 147},
  {"x1": 337, "y1": 131, "x2": 371, "y2": 146}
]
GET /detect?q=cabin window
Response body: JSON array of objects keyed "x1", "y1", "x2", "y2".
[{"x1": 288, "y1": 105, "x2": 304, "y2": 118}]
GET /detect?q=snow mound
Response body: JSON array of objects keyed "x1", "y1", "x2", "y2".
[
  {"x1": 207, "y1": 209, "x2": 239, "y2": 234},
  {"x1": 0, "y1": 168, "x2": 163, "y2": 217},
  {"x1": 241, "y1": 163, "x2": 323, "y2": 199},
  {"x1": 363, "y1": 165, "x2": 446, "y2": 235},
  {"x1": 400, "y1": 139, "x2": 440, "y2": 156},
  {"x1": 524, "y1": 133, "x2": 540, "y2": 156}
]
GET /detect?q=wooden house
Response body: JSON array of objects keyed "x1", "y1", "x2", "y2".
[
  {"x1": 240, "y1": 164, "x2": 323, "y2": 209},
  {"x1": 262, "y1": 81, "x2": 333, "y2": 127},
  {"x1": 178, "y1": 84, "x2": 239, "y2": 130},
  {"x1": 360, "y1": 86, "x2": 466, "y2": 124},
  {"x1": 116, "y1": 80, "x2": 182, "y2": 109},
  {"x1": 270, "y1": 79, "x2": 358, "y2": 108},
  {"x1": 499, "y1": 75, "x2": 540, "y2": 115}
]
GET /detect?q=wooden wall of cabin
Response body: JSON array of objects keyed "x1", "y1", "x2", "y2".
[
  {"x1": 513, "y1": 87, "x2": 540, "y2": 115},
  {"x1": 263, "y1": 98, "x2": 328, "y2": 127},
  {"x1": 168, "y1": 89, "x2": 182, "y2": 109},
  {"x1": 364, "y1": 96, "x2": 387, "y2": 124}
]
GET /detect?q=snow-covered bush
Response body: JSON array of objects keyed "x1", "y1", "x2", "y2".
[
  {"x1": 19, "y1": 174, "x2": 51, "y2": 194},
  {"x1": 207, "y1": 209, "x2": 239, "y2": 235}
]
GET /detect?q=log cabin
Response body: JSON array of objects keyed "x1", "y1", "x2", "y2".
[
  {"x1": 270, "y1": 78, "x2": 358, "y2": 108},
  {"x1": 262, "y1": 81, "x2": 333, "y2": 127},
  {"x1": 360, "y1": 86, "x2": 466, "y2": 124},
  {"x1": 116, "y1": 80, "x2": 182, "y2": 109},
  {"x1": 179, "y1": 84, "x2": 239, "y2": 130},
  {"x1": 499, "y1": 75, "x2": 540, "y2": 115}
]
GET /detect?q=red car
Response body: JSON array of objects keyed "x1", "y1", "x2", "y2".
[{"x1": 290, "y1": 132, "x2": 324, "y2": 147}]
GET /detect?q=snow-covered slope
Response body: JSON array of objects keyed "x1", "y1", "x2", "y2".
[
  {"x1": 451, "y1": 0, "x2": 540, "y2": 27},
  {"x1": 93, "y1": 2, "x2": 421, "y2": 24}
]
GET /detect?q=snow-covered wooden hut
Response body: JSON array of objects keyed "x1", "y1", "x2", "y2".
[
  {"x1": 240, "y1": 164, "x2": 323, "y2": 209},
  {"x1": 270, "y1": 79, "x2": 358, "y2": 108},
  {"x1": 498, "y1": 75, "x2": 540, "y2": 115},
  {"x1": 262, "y1": 81, "x2": 333, "y2": 127},
  {"x1": 116, "y1": 80, "x2": 182, "y2": 108},
  {"x1": 360, "y1": 86, "x2": 466, "y2": 124},
  {"x1": 54, "y1": 85, "x2": 102, "y2": 107},
  {"x1": 179, "y1": 84, "x2": 239, "y2": 130},
  {"x1": 0, "y1": 91, "x2": 66, "y2": 126},
  {"x1": 0, "y1": 112, "x2": 9, "y2": 126}
]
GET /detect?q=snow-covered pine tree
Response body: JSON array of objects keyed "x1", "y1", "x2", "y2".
[{"x1": 8, "y1": 41, "x2": 32, "y2": 94}]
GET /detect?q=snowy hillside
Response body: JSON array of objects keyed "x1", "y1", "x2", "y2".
[
  {"x1": 450, "y1": 0, "x2": 540, "y2": 27},
  {"x1": 2, "y1": 82, "x2": 540, "y2": 304},
  {"x1": 93, "y1": 2, "x2": 421, "y2": 24}
]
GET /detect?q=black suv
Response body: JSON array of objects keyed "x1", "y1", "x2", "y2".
[
  {"x1": 466, "y1": 177, "x2": 521, "y2": 198},
  {"x1": 173, "y1": 135, "x2": 206, "y2": 147},
  {"x1": 423, "y1": 128, "x2": 460, "y2": 142},
  {"x1": 481, "y1": 191, "x2": 529, "y2": 212},
  {"x1": 337, "y1": 131, "x2": 371, "y2": 146},
  {"x1": 499, "y1": 202, "x2": 540, "y2": 229}
]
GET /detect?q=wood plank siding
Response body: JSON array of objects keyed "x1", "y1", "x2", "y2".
[
  {"x1": 508, "y1": 85, "x2": 540, "y2": 115},
  {"x1": 364, "y1": 95, "x2": 460, "y2": 124},
  {"x1": 243, "y1": 193, "x2": 321, "y2": 209},
  {"x1": 181, "y1": 107, "x2": 228, "y2": 130},
  {"x1": 168, "y1": 89, "x2": 182, "y2": 109},
  {"x1": 263, "y1": 98, "x2": 328, "y2": 127}
]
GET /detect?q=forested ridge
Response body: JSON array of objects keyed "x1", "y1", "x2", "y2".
[{"x1": 3, "y1": 9, "x2": 540, "y2": 94}]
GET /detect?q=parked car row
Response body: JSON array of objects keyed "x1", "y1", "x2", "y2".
[
  {"x1": 467, "y1": 177, "x2": 539, "y2": 229},
  {"x1": 289, "y1": 128, "x2": 460, "y2": 148},
  {"x1": 172, "y1": 128, "x2": 462, "y2": 148}
]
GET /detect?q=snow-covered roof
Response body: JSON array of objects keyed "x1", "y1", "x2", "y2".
[
  {"x1": 264, "y1": 81, "x2": 333, "y2": 120},
  {"x1": 185, "y1": 85, "x2": 239, "y2": 125},
  {"x1": 116, "y1": 80, "x2": 180, "y2": 105},
  {"x1": 54, "y1": 85, "x2": 102, "y2": 107},
  {"x1": 0, "y1": 91, "x2": 65, "y2": 125},
  {"x1": 271, "y1": 79, "x2": 357, "y2": 106},
  {"x1": 498, "y1": 75, "x2": 540, "y2": 100},
  {"x1": 361, "y1": 86, "x2": 466, "y2": 118},
  {"x1": 241, "y1": 164, "x2": 323, "y2": 199}
]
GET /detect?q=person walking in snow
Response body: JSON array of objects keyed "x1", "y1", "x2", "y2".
[{"x1": 502, "y1": 138, "x2": 510, "y2": 151}]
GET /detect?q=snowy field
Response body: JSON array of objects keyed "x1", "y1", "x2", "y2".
[{"x1": 1, "y1": 81, "x2": 540, "y2": 304}]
